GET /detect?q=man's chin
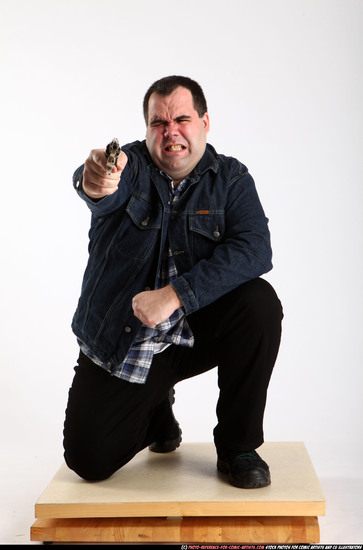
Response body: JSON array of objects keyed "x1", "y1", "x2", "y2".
[
  {"x1": 160, "y1": 161, "x2": 190, "y2": 182},
  {"x1": 151, "y1": 151, "x2": 198, "y2": 182}
]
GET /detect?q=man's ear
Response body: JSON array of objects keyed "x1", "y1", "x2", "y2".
[{"x1": 202, "y1": 113, "x2": 210, "y2": 133}]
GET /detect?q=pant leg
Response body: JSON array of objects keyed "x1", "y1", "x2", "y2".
[
  {"x1": 193, "y1": 278, "x2": 283, "y2": 451},
  {"x1": 63, "y1": 351, "x2": 178, "y2": 481}
]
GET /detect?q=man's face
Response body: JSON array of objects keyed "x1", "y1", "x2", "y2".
[{"x1": 145, "y1": 87, "x2": 210, "y2": 184}]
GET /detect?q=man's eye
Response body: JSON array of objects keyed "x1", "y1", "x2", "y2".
[{"x1": 150, "y1": 121, "x2": 164, "y2": 127}]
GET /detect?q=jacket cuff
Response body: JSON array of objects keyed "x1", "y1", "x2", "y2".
[{"x1": 171, "y1": 277, "x2": 199, "y2": 315}]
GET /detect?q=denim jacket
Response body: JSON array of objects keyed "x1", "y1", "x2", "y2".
[{"x1": 71, "y1": 140, "x2": 272, "y2": 371}]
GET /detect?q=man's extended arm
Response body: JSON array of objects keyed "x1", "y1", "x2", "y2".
[{"x1": 75, "y1": 146, "x2": 183, "y2": 328}]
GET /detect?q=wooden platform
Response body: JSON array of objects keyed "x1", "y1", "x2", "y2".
[{"x1": 30, "y1": 442, "x2": 325, "y2": 543}]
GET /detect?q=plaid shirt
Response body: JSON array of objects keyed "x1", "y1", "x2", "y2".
[{"x1": 78, "y1": 176, "x2": 194, "y2": 383}]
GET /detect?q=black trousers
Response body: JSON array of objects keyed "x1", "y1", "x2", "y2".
[{"x1": 63, "y1": 278, "x2": 283, "y2": 481}]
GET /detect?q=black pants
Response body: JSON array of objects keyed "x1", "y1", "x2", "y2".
[{"x1": 63, "y1": 278, "x2": 283, "y2": 481}]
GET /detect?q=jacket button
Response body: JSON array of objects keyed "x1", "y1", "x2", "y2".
[
  {"x1": 141, "y1": 217, "x2": 150, "y2": 226},
  {"x1": 124, "y1": 326, "x2": 132, "y2": 333},
  {"x1": 213, "y1": 230, "x2": 220, "y2": 238}
]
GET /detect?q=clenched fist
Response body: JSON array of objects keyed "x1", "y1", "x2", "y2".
[
  {"x1": 132, "y1": 285, "x2": 183, "y2": 328},
  {"x1": 82, "y1": 148, "x2": 128, "y2": 199}
]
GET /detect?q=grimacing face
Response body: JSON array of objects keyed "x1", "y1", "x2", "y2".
[{"x1": 145, "y1": 86, "x2": 210, "y2": 185}]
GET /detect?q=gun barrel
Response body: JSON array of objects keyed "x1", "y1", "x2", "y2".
[{"x1": 105, "y1": 138, "x2": 121, "y2": 175}]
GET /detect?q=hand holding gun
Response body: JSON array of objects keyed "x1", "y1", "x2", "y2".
[{"x1": 82, "y1": 139, "x2": 128, "y2": 199}]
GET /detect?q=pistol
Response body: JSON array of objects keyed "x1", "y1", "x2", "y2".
[{"x1": 105, "y1": 138, "x2": 121, "y2": 175}]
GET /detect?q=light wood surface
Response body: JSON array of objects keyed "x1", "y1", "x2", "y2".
[
  {"x1": 34, "y1": 442, "x2": 325, "y2": 519},
  {"x1": 31, "y1": 516, "x2": 320, "y2": 543}
]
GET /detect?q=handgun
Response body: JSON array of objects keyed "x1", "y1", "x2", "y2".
[{"x1": 105, "y1": 138, "x2": 121, "y2": 175}]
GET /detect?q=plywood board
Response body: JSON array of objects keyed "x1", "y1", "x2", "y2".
[{"x1": 35, "y1": 442, "x2": 325, "y2": 519}]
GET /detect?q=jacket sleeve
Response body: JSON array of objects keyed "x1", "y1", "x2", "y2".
[{"x1": 171, "y1": 170, "x2": 273, "y2": 314}]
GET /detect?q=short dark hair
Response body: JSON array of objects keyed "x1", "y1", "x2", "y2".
[{"x1": 143, "y1": 75, "x2": 208, "y2": 124}]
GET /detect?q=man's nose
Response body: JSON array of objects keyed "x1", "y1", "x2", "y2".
[{"x1": 164, "y1": 123, "x2": 179, "y2": 137}]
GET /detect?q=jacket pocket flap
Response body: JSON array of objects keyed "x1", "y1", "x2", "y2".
[
  {"x1": 126, "y1": 194, "x2": 162, "y2": 229},
  {"x1": 189, "y1": 211, "x2": 225, "y2": 241}
]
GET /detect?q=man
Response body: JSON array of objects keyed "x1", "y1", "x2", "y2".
[{"x1": 63, "y1": 75, "x2": 283, "y2": 489}]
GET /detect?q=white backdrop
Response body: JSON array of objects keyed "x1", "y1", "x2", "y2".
[{"x1": 1, "y1": 0, "x2": 362, "y2": 493}]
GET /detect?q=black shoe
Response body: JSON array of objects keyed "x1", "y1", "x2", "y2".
[
  {"x1": 149, "y1": 388, "x2": 182, "y2": 453},
  {"x1": 148, "y1": 427, "x2": 182, "y2": 453},
  {"x1": 217, "y1": 449, "x2": 271, "y2": 488}
]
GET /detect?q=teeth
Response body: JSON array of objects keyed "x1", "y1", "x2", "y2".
[{"x1": 167, "y1": 145, "x2": 183, "y2": 151}]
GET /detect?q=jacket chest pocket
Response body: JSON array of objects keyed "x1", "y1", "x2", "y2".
[
  {"x1": 114, "y1": 194, "x2": 162, "y2": 260},
  {"x1": 188, "y1": 211, "x2": 225, "y2": 260}
]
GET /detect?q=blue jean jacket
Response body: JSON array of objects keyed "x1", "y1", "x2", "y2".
[{"x1": 71, "y1": 140, "x2": 272, "y2": 370}]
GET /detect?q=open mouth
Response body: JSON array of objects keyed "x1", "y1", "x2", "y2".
[{"x1": 165, "y1": 145, "x2": 186, "y2": 152}]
